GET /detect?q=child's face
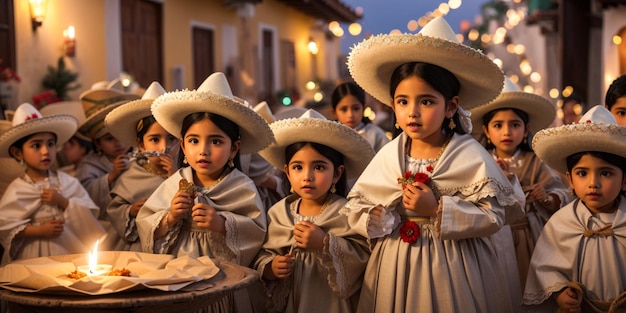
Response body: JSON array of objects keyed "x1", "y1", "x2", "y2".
[
  {"x1": 608, "y1": 97, "x2": 626, "y2": 126},
  {"x1": 181, "y1": 118, "x2": 239, "y2": 186},
  {"x1": 95, "y1": 133, "x2": 129, "y2": 159},
  {"x1": 482, "y1": 109, "x2": 528, "y2": 157},
  {"x1": 566, "y1": 154, "x2": 626, "y2": 214},
  {"x1": 18, "y1": 132, "x2": 57, "y2": 178},
  {"x1": 284, "y1": 144, "x2": 342, "y2": 204},
  {"x1": 333, "y1": 95, "x2": 364, "y2": 129},
  {"x1": 139, "y1": 122, "x2": 178, "y2": 154},
  {"x1": 391, "y1": 76, "x2": 456, "y2": 145},
  {"x1": 62, "y1": 138, "x2": 86, "y2": 165}
]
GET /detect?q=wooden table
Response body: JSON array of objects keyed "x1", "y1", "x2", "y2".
[{"x1": 0, "y1": 261, "x2": 259, "y2": 313}]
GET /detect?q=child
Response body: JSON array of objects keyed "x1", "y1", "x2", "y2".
[
  {"x1": 104, "y1": 81, "x2": 179, "y2": 252},
  {"x1": 523, "y1": 105, "x2": 626, "y2": 312},
  {"x1": 470, "y1": 76, "x2": 572, "y2": 294},
  {"x1": 341, "y1": 17, "x2": 526, "y2": 312},
  {"x1": 136, "y1": 72, "x2": 272, "y2": 312},
  {"x1": 331, "y1": 81, "x2": 389, "y2": 152},
  {"x1": 254, "y1": 109, "x2": 374, "y2": 313},
  {"x1": 75, "y1": 86, "x2": 139, "y2": 250},
  {"x1": 0, "y1": 103, "x2": 104, "y2": 265},
  {"x1": 605, "y1": 74, "x2": 626, "y2": 126}
]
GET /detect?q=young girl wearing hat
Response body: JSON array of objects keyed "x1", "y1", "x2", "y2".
[
  {"x1": 136, "y1": 72, "x2": 272, "y2": 312},
  {"x1": 331, "y1": 81, "x2": 389, "y2": 152},
  {"x1": 523, "y1": 105, "x2": 626, "y2": 312},
  {"x1": 605, "y1": 74, "x2": 626, "y2": 126},
  {"x1": 470, "y1": 77, "x2": 572, "y2": 297},
  {"x1": 254, "y1": 109, "x2": 373, "y2": 313},
  {"x1": 75, "y1": 87, "x2": 140, "y2": 250},
  {"x1": 0, "y1": 103, "x2": 104, "y2": 265},
  {"x1": 341, "y1": 17, "x2": 526, "y2": 312},
  {"x1": 103, "y1": 82, "x2": 179, "y2": 252}
]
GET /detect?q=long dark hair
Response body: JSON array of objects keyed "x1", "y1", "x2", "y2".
[
  {"x1": 331, "y1": 82, "x2": 370, "y2": 124},
  {"x1": 605, "y1": 74, "x2": 626, "y2": 110},
  {"x1": 482, "y1": 108, "x2": 532, "y2": 151},
  {"x1": 179, "y1": 112, "x2": 241, "y2": 170},
  {"x1": 136, "y1": 116, "x2": 158, "y2": 145},
  {"x1": 389, "y1": 62, "x2": 466, "y2": 135},
  {"x1": 284, "y1": 142, "x2": 348, "y2": 197}
]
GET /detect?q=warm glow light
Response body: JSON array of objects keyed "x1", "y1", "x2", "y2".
[
  {"x1": 308, "y1": 40, "x2": 319, "y2": 55},
  {"x1": 492, "y1": 58, "x2": 503, "y2": 69},
  {"x1": 519, "y1": 59, "x2": 532, "y2": 75},
  {"x1": 481, "y1": 33, "x2": 491, "y2": 43},
  {"x1": 509, "y1": 74, "x2": 519, "y2": 84},
  {"x1": 389, "y1": 29, "x2": 402, "y2": 35},
  {"x1": 89, "y1": 240, "x2": 100, "y2": 271},
  {"x1": 613, "y1": 35, "x2": 622, "y2": 45},
  {"x1": 549, "y1": 88, "x2": 560, "y2": 99},
  {"x1": 348, "y1": 23, "x2": 362, "y2": 36},
  {"x1": 331, "y1": 26, "x2": 344, "y2": 37},
  {"x1": 562, "y1": 86, "x2": 574, "y2": 98},
  {"x1": 77, "y1": 240, "x2": 112, "y2": 276},
  {"x1": 64, "y1": 26, "x2": 75, "y2": 39},
  {"x1": 29, "y1": 0, "x2": 48, "y2": 30},
  {"x1": 313, "y1": 92, "x2": 324, "y2": 102},
  {"x1": 506, "y1": 44, "x2": 516, "y2": 54},
  {"x1": 407, "y1": 20, "x2": 419, "y2": 32},
  {"x1": 438, "y1": 3, "x2": 450, "y2": 15},
  {"x1": 305, "y1": 80, "x2": 317, "y2": 90},
  {"x1": 523, "y1": 85, "x2": 534, "y2": 93},
  {"x1": 468, "y1": 29, "x2": 479, "y2": 41},
  {"x1": 328, "y1": 21, "x2": 340, "y2": 32},
  {"x1": 514, "y1": 44, "x2": 526, "y2": 55},
  {"x1": 530, "y1": 72, "x2": 541, "y2": 83},
  {"x1": 448, "y1": 0, "x2": 462, "y2": 10}
]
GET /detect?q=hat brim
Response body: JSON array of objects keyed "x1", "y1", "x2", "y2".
[
  {"x1": 259, "y1": 118, "x2": 375, "y2": 179},
  {"x1": 79, "y1": 101, "x2": 130, "y2": 140},
  {"x1": 470, "y1": 91, "x2": 556, "y2": 135},
  {"x1": 151, "y1": 90, "x2": 274, "y2": 154},
  {"x1": 532, "y1": 122, "x2": 626, "y2": 173},
  {"x1": 0, "y1": 115, "x2": 78, "y2": 158},
  {"x1": 105, "y1": 99, "x2": 153, "y2": 146},
  {"x1": 348, "y1": 33, "x2": 504, "y2": 110}
]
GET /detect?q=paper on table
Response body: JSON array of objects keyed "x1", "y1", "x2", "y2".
[{"x1": 0, "y1": 251, "x2": 221, "y2": 295}]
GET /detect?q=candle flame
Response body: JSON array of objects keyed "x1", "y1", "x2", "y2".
[{"x1": 88, "y1": 240, "x2": 99, "y2": 274}]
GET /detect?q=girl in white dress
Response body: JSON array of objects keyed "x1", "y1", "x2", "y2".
[
  {"x1": 341, "y1": 17, "x2": 525, "y2": 313},
  {"x1": 0, "y1": 103, "x2": 104, "y2": 265},
  {"x1": 254, "y1": 109, "x2": 374, "y2": 313}
]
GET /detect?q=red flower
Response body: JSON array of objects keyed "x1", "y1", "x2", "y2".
[
  {"x1": 24, "y1": 113, "x2": 39, "y2": 121},
  {"x1": 426, "y1": 165, "x2": 434, "y2": 173},
  {"x1": 397, "y1": 171, "x2": 431, "y2": 190},
  {"x1": 32, "y1": 90, "x2": 62, "y2": 109},
  {"x1": 0, "y1": 59, "x2": 21, "y2": 83},
  {"x1": 399, "y1": 221, "x2": 420, "y2": 244}
]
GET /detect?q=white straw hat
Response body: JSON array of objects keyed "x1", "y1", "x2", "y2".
[
  {"x1": 348, "y1": 16, "x2": 504, "y2": 110},
  {"x1": 532, "y1": 105, "x2": 626, "y2": 173}
]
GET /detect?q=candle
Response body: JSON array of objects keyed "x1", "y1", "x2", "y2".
[{"x1": 77, "y1": 240, "x2": 112, "y2": 276}]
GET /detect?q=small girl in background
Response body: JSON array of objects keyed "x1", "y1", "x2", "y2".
[
  {"x1": 254, "y1": 109, "x2": 373, "y2": 313},
  {"x1": 523, "y1": 105, "x2": 626, "y2": 312},
  {"x1": 0, "y1": 103, "x2": 104, "y2": 265},
  {"x1": 342, "y1": 17, "x2": 525, "y2": 312},
  {"x1": 75, "y1": 87, "x2": 139, "y2": 250},
  {"x1": 331, "y1": 81, "x2": 389, "y2": 152},
  {"x1": 104, "y1": 82, "x2": 179, "y2": 252},
  {"x1": 470, "y1": 76, "x2": 572, "y2": 298},
  {"x1": 136, "y1": 72, "x2": 272, "y2": 312},
  {"x1": 605, "y1": 74, "x2": 626, "y2": 126}
]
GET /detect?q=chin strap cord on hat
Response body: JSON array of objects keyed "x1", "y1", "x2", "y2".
[{"x1": 457, "y1": 106, "x2": 473, "y2": 133}]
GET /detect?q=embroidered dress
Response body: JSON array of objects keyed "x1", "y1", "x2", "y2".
[
  {"x1": 522, "y1": 197, "x2": 626, "y2": 312},
  {"x1": 107, "y1": 156, "x2": 168, "y2": 252},
  {"x1": 354, "y1": 122, "x2": 390, "y2": 152},
  {"x1": 0, "y1": 170, "x2": 105, "y2": 265},
  {"x1": 75, "y1": 151, "x2": 121, "y2": 250},
  {"x1": 341, "y1": 132, "x2": 525, "y2": 313},
  {"x1": 254, "y1": 193, "x2": 369, "y2": 313}
]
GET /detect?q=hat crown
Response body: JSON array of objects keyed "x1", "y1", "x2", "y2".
[
  {"x1": 141, "y1": 81, "x2": 166, "y2": 100},
  {"x1": 253, "y1": 101, "x2": 275, "y2": 123},
  {"x1": 12, "y1": 103, "x2": 43, "y2": 126},
  {"x1": 579, "y1": 105, "x2": 616, "y2": 124},
  {"x1": 300, "y1": 109, "x2": 327, "y2": 120},
  {"x1": 502, "y1": 76, "x2": 521, "y2": 93},
  {"x1": 419, "y1": 16, "x2": 459, "y2": 43},
  {"x1": 197, "y1": 72, "x2": 234, "y2": 99}
]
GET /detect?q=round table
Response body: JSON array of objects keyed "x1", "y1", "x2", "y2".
[{"x1": 0, "y1": 261, "x2": 259, "y2": 313}]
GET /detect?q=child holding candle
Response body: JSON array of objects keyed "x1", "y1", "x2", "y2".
[
  {"x1": 136, "y1": 72, "x2": 272, "y2": 312},
  {"x1": 104, "y1": 81, "x2": 179, "y2": 252},
  {"x1": 0, "y1": 103, "x2": 104, "y2": 265}
]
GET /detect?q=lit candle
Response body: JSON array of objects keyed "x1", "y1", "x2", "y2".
[{"x1": 77, "y1": 240, "x2": 112, "y2": 276}]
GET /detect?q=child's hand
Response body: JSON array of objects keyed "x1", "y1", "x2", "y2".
[
  {"x1": 130, "y1": 199, "x2": 147, "y2": 217},
  {"x1": 39, "y1": 219, "x2": 65, "y2": 238},
  {"x1": 293, "y1": 221, "x2": 326, "y2": 252},
  {"x1": 268, "y1": 254, "x2": 293, "y2": 279},
  {"x1": 370, "y1": 205, "x2": 384, "y2": 217},
  {"x1": 555, "y1": 287, "x2": 582, "y2": 312},
  {"x1": 169, "y1": 190, "x2": 194, "y2": 225},
  {"x1": 151, "y1": 154, "x2": 176, "y2": 177},
  {"x1": 191, "y1": 203, "x2": 225, "y2": 233},
  {"x1": 402, "y1": 183, "x2": 438, "y2": 216},
  {"x1": 495, "y1": 158, "x2": 510, "y2": 174},
  {"x1": 109, "y1": 154, "x2": 130, "y2": 183},
  {"x1": 526, "y1": 184, "x2": 548, "y2": 202},
  {"x1": 40, "y1": 189, "x2": 68, "y2": 210}
]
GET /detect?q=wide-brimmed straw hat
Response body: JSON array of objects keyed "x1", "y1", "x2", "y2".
[
  {"x1": 105, "y1": 81, "x2": 167, "y2": 146},
  {"x1": 532, "y1": 105, "x2": 626, "y2": 174},
  {"x1": 470, "y1": 76, "x2": 556, "y2": 135},
  {"x1": 151, "y1": 72, "x2": 274, "y2": 154},
  {"x1": 78, "y1": 85, "x2": 140, "y2": 140},
  {"x1": 348, "y1": 16, "x2": 503, "y2": 110},
  {"x1": 0, "y1": 103, "x2": 77, "y2": 158},
  {"x1": 259, "y1": 109, "x2": 375, "y2": 179}
]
